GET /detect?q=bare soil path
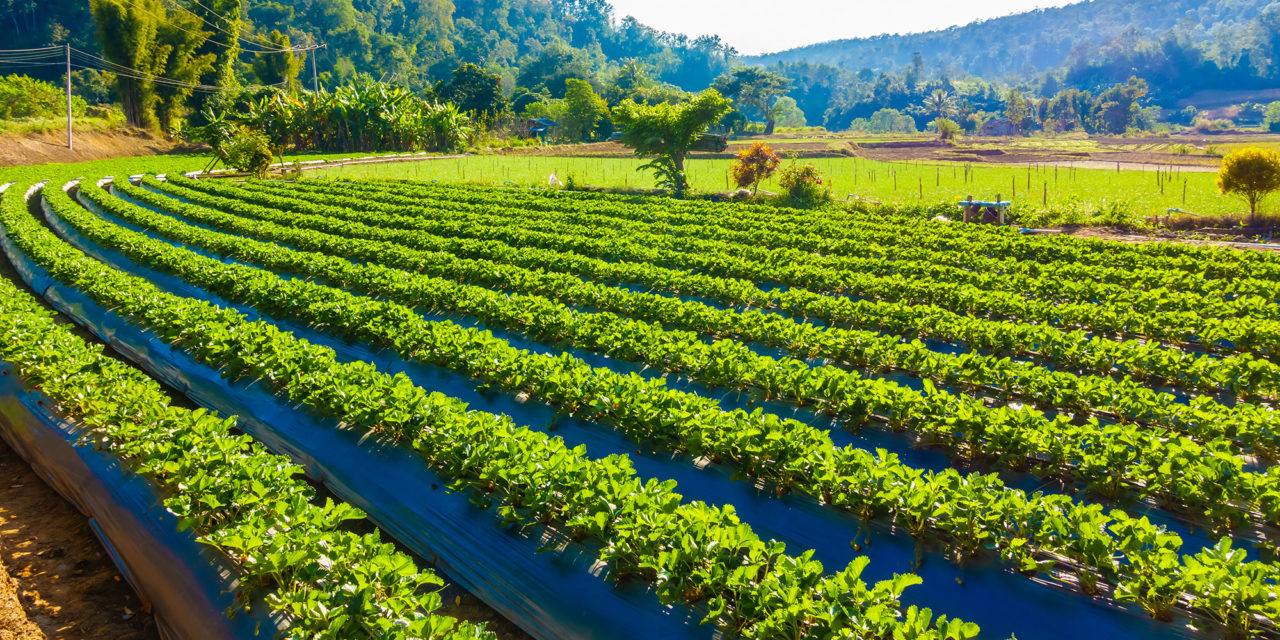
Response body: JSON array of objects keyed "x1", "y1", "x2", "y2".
[
  {"x1": 0, "y1": 441, "x2": 157, "y2": 640},
  {"x1": 0, "y1": 130, "x2": 182, "y2": 169}
]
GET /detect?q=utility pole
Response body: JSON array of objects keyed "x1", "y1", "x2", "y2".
[
  {"x1": 310, "y1": 44, "x2": 319, "y2": 94},
  {"x1": 65, "y1": 43, "x2": 72, "y2": 150}
]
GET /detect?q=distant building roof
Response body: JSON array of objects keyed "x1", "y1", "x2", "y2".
[
  {"x1": 529, "y1": 118, "x2": 560, "y2": 127},
  {"x1": 981, "y1": 118, "x2": 1018, "y2": 136}
]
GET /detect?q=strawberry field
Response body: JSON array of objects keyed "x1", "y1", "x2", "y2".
[{"x1": 1, "y1": 170, "x2": 1279, "y2": 640}]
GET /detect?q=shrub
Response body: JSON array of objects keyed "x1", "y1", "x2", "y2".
[
  {"x1": 1265, "y1": 101, "x2": 1280, "y2": 133},
  {"x1": 0, "y1": 74, "x2": 87, "y2": 120},
  {"x1": 778, "y1": 160, "x2": 832, "y2": 208},
  {"x1": 730, "y1": 142, "x2": 782, "y2": 194},
  {"x1": 223, "y1": 126, "x2": 274, "y2": 178},
  {"x1": 70, "y1": 69, "x2": 116, "y2": 106},
  {"x1": 638, "y1": 156, "x2": 688, "y2": 197},
  {"x1": 1217, "y1": 147, "x2": 1280, "y2": 214},
  {"x1": 932, "y1": 117, "x2": 962, "y2": 140},
  {"x1": 1092, "y1": 201, "x2": 1141, "y2": 227},
  {"x1": 1192, "y1": 117, "x2": 1233, "y2": 133}
]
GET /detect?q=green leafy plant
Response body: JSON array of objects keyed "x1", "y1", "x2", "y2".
[
  {"x1": 9, "y1": 177, "x2": 988, "y2": 640},
  {"x1": 778, "y1": 159, "x2": 832, "y2": 208},
  {"x1": 222, "y1": 126, "x2": 274, "y2": 178},
  {"x1": 612, "y1": 89, "x2": 731, "y2": 197},
  {"x1": 638, "y1": 156, "x2": 687, "y2": 196},
  {"x1": 97, "y1": 176, "x2": 1280, "y2": 633},
  {"x1": 932, "y1": 117, "x2": 962, "y2": 140}
]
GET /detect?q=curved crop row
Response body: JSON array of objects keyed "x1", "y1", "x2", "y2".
[
  {"x1": 0, "y1": 186, "x2": 492, "y2": 640},
  {"x1": 330, "y1": 178, "x2": 1280, "y2": 286},
  {"x1": 57, "y1": 180, "x2": 1280, "y2": 636},
  {"x1": 120, "y1": 178, "x2": 1280, "y2": 462},
  {"x1": 158, "y1": 176, "x2": 1280, "y2": 400},
  {"x1": 297, "y1": 177, "x2": 1280, "y2": 290},
  {"x1": 7, "y1": 182, "x2": 979, "y2": 640},
  {"x1": 279, "y1": 179, "x2": 1279, "y2": 318},
  {"x1": 229, "y1": 179, "x2": 1280, "y2": 357}
]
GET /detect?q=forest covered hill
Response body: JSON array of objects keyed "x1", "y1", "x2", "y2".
[
  {"x1": 1, "y1": 0, "x2": 735, "y2": 93},
  {"x1": 747, "y1": 0, "x2": 1279, "y2": 82}
]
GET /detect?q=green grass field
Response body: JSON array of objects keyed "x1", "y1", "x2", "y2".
[{"x1": 313, "y1": 155, "x2": 1243, "y2": 219}]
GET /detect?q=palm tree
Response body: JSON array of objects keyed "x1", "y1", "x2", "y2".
[{"x1": 923, "y1": 89, "x2": 957, "y2": 119}]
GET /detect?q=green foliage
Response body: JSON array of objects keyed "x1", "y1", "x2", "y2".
[
  {"x1": 437, "y1": 63, "x2": 506, "y2": 124},
  {"x1": 186, "y1": 0, "x2": 240, "y2": 88},
  {"x1": 638, "y1": 156, "x2": 688, "y2": 196},
  {"x1": 561, "y1": 78, "x2": 609, "y2": 142},
  {"x1": 222, "y1": 126, "x2": 274, "y2": 178},
  {"x1": 1217, "y1": 147, "x2": 1280, "y2": 214},
  {"x1": 778, "y1": 160, "x2": 833, "y2": 208},
  {"x1": 850, "y1": 108, "x2": 918, "y2": 133},
  {"x1": 1092, "y1": 76, "x2": 1148, "y2": 134},
  {"x1": 89, "y1": 0, "x2": 214, "y2": 131},
  {"x1": 1195, "y1": 117, "x2": 1235, "y2": 132},
  {"x1": 69, "y1": 70, "x2": 116, "y2": 106},
  {"x1": 712, "y1": 67, "x2": 792, "y2": 134},
  {"x1": 1091, "y1": 201, "x2": 1141, "y2": 227},
  {"x1": 189, "y1": 83, "x2": 472, "y2": 155},
  {"x1": 1003, "y1": 89, "x2": 1031, "y2": 132},
  {"x1": 603, "y1": 60, "x2": 688, "y2": 106},
  {"x1": 515, "y1": 42, "x2": 593, "y2": 98},
  {"x1": 1264, "y1": 101, "x2": 1280, "y2": 132},
  {"x1": 769, "y1": 96, "x2": 807, "y2": 128},
  {"x1": 923, "y1": 89, "x2": 958, "y2": 119},
  {"x1": 613, "y1": 89, "x2": 732, "y2": 194},
  {"x1": 932, "y1": 117, "x2": 962, "y2": 140},
  {"x1": 0, "y1": 75, "x2": 86, "y2": 120},
  {"x1": 250, "y1": 30, "x2": 305, "y2": 92}
]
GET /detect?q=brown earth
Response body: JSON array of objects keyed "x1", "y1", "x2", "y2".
[
  {"x1": 0, "y1": 440, "x2": 157, "y2": 640},
  {"x1": 490, "y1": 138, "x2": 1225, "y2": 171},
  {"x1": 0, "y1": 539, "x2": 44, "y2": 640},
  {"x1": 863, "y1": 145, "x2": 1221, "y2": 171},
  {"x1": 0, "y1": 129, "x2": 182, "y2": 168},
  {"x1": 1056, "y1": 225, "x2": 1280, "y2": 251}
]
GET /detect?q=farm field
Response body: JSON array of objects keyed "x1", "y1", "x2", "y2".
[
  {"x1": 1, "y1": 164, "x2": 1279, "y2": 639},
  {"x1": 313, "y1": 154, "x2": 1246, "y2": 220}
]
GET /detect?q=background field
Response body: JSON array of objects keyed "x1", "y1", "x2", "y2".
[{"x1": 314, "y1": 155, "x2": 1241, "y2": 220}]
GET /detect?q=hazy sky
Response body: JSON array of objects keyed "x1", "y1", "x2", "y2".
[{"x1": 605, "y1": 0, "x2": 1082, "y2": 56}]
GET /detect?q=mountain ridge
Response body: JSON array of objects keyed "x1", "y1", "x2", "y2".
[{"x1": 744, "y1": 0, "x2": 1275, "y2": 80}]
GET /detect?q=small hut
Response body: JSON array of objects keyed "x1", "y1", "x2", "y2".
[
  {"x1": 522, "y1": 117, "x2": 561, "y2": 140},
  {"x1": 980, "y1": 119, "x2": 1019, "y2": 136}
]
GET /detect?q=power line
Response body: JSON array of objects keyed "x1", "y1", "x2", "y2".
[
  {"x1": 0, "y1": 50, "x2": 64, "y2": 62},
  {"x1": 0, "y1": 44, "x2": 298, "y2": 93},
  {"x1": 69, "y1": 47, "x2": 289, "y2": 92},
  {"x1": 0, "y1": 46, "x2": 63, "y2": 53},
  {"x1": 0, "y1": 48, "x2": 65, "y2": 68},
  {"x1": 120, "y1": 0, "x2": 321, "y2": 55},
  {"x1": 159, "y1": 0, "x2": 298, "y2": 53}
]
